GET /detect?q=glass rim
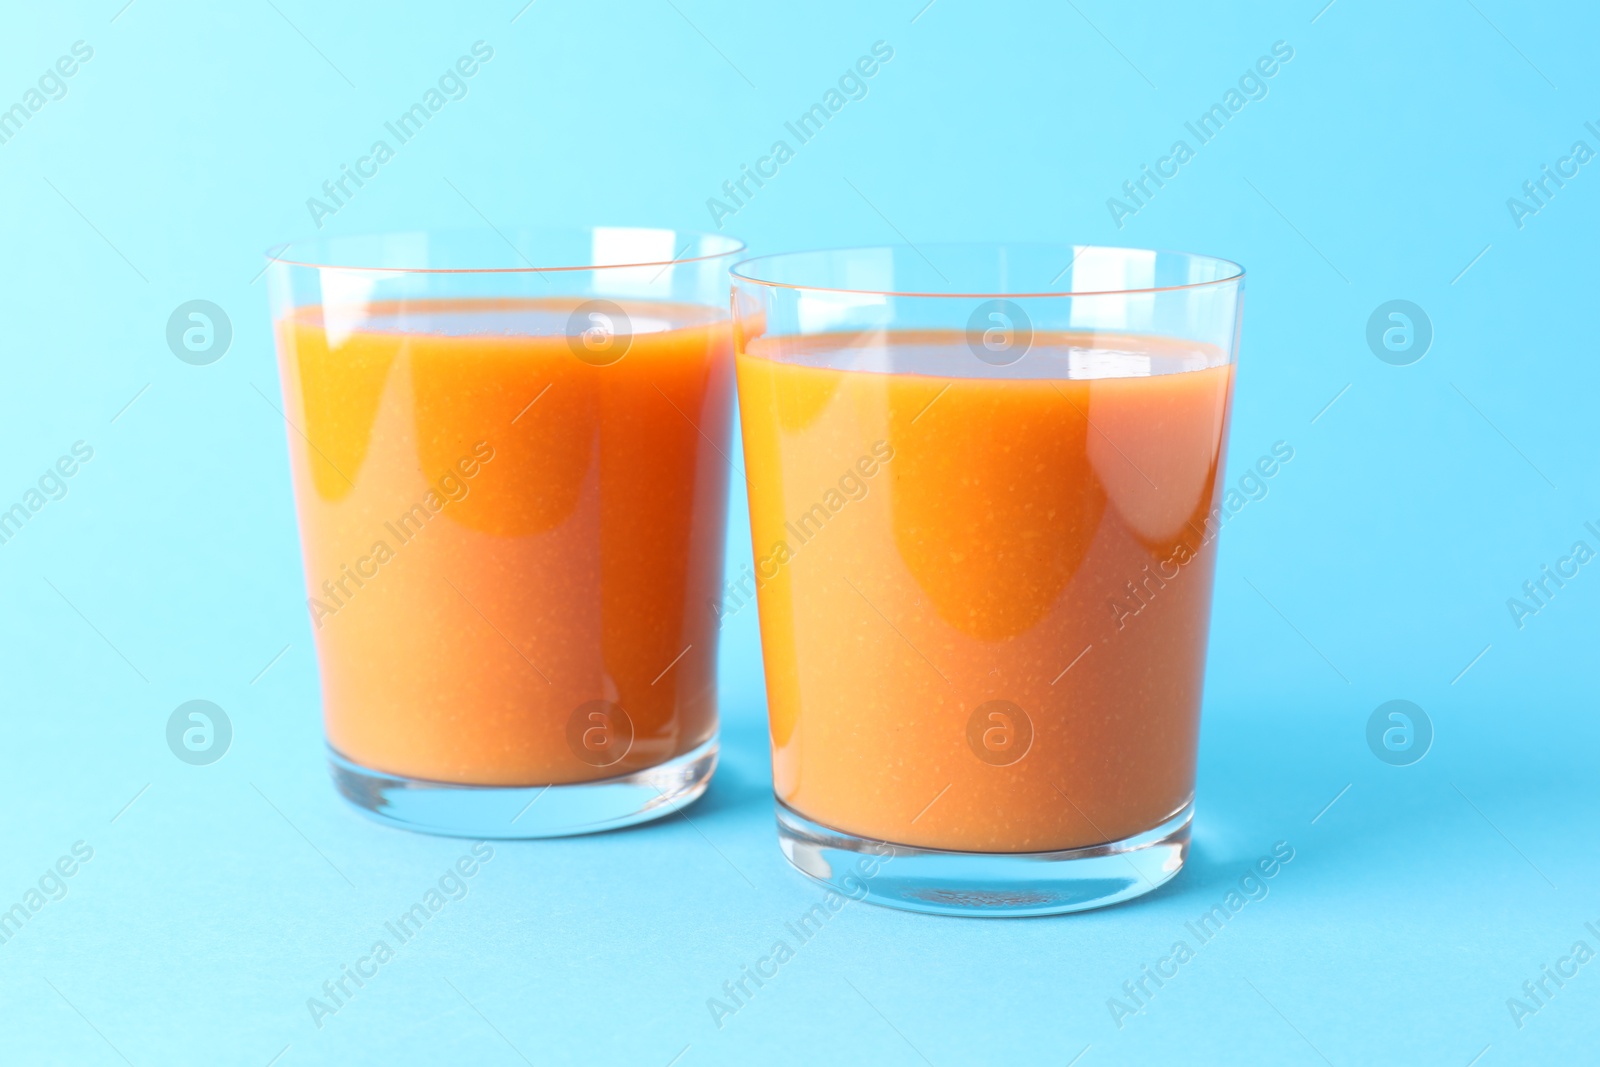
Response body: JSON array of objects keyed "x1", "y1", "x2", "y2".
[
  {"x1": 263, "y1": 225, "x2": 748, "y2": 275},
  {"x1": 729, "y1": 242, "x2": 1245, "y2": 299}
]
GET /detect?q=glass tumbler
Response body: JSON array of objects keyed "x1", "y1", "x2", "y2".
[
  {"x1": 266, "y1": 227, "x2": 744, "y2": 837},
  {"x1": 730, "y1": 244, "x2": 1243, "y2": 915}
]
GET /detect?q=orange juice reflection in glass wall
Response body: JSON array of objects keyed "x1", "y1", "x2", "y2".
[
  {"x1": 266, "y1": 228, "x2": 744, "y2": 837},
  {"x1": 730, "y1": 245, "x2": 1244, "y2": 916}
]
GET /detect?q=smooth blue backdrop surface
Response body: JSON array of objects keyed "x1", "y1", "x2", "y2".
[{"x1": 0, "y1": 1, "x2": 1595, "y2": 1064}]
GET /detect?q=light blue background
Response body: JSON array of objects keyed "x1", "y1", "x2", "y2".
[{"x1": 1, "y1": 1, "x2": 1595, "y2": 1063}]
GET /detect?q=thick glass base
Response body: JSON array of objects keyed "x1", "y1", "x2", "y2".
[
  {"x1": 328, "y1": 735, "x2": 718, "y2": 839},
  {"x1": 776, "y1": 797, "x2": 1192, "y2": 917}
]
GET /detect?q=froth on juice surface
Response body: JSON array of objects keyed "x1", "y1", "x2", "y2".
[
  {"x1": 735, "y1": 329, "x2": 1234, "y2": 852},
  {"x1": 275, "y1": 298, "x2": 733, "y2": 785}
]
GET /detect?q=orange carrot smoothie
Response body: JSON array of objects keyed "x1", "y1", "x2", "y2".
[
  {"x1": 275, "y1": 297, "x2": 733, "y2": 786},
  {"x1": 736, "y1": 330, "x2": 1233, "y2": 853}
]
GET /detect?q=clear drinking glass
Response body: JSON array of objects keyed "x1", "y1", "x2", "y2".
[
  {"x1": 730, "y1": 244, "x2": 1243, "y2": 915},
  {"x1": 265, "y1": 227, "x2": 744, "y2": 837}
]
